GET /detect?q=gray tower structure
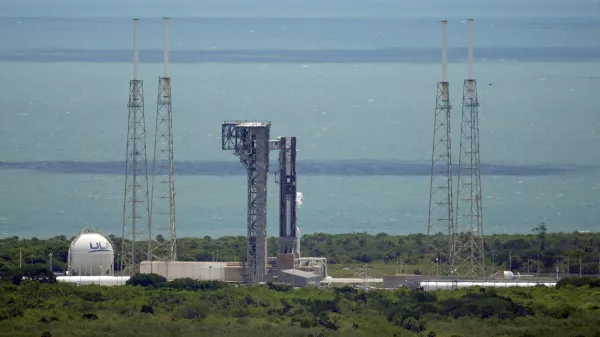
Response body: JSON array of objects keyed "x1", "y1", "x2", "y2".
[
  {"x1": 427, "y1": 20, "x2": 454, "y2": 275},
  {"x1": 150, "y1": 17, "x2": 177, "y2": 264},
  {"x1": 121, "y1": 19, "x2": 151, "y2": 276},
  {"x1": 222, "y1": 121, "x2": 271, "y2": 283},
  {"x1": 454, "y1": 19, "x2": 485, "y2": 278}
]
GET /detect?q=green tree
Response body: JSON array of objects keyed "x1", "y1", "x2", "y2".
[{"x1": 532, "y1": 222, "x2": 547, "y2": 251}]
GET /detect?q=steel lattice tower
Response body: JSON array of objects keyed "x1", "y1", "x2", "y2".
[
  {"x1": 121, "y1": 19, "x2": 151, "y2": 276},
  {"x1": 427, "y1": 20, "x2": 454, "y2": 275},
  {"x1": 150, "y1": 17, "x2": 177, "y2": 264},
  {"x1": 454, "y1": 19, "x2": 485, "y2": 278},
  {"x1": 222, "y1": 121, "x2": 271, "y2": 283}
]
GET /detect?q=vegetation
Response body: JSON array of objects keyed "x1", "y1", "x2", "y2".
[
  {"x1": 1, "y1": 225, "x2": 599, "y2": 277},
  {"x1": 0, "y1": 274, "x2": 599, "y2": 336},
  {"x1": 0, "y1": 227, "x2": 598, "y2": 336},
  {"x1": 556, "y1": 276, "x2": 600, "y2": 289}
]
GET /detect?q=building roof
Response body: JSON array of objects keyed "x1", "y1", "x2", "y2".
[
  {"x1": 280, "y1": 269, "x2": 320, "y2": 279},
  {"x1": 224, "y1": 120, "x2": 271, "y2": 128},
  {"x1": 236, "y1": 121, "x2": 271, "y2": 128}
]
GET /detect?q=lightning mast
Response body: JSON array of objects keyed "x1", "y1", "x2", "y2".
[
  {"x1": 454, "y1": 19, "x2": 485, "y2": 278},
  {"x1": 121, "y1": 19, "x2": 151, "y2": 276},
  {"x1": 426, "y1": 20, "x2": 454, "y2": 275},
  {"x1": 150, "y1": 17, "x2": 177, "y2": 264}
]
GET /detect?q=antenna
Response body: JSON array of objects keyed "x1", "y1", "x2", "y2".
[
  {"x1": 133, "y1": 18, "x2": 139, "y2": 81},
  {"x1": 441, "y1": 20, "x2": 448, "y2": 82},
  {"x1": 467, "y1": 18, "x2": 474, "y2": 80},
  {"x1": 163, "y1": 17, "x2": 169, "y2": 78}
]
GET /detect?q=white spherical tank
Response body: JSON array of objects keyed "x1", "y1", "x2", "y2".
[{"x1": 69, "y1": 233, "x2": 114, "y2": 276}]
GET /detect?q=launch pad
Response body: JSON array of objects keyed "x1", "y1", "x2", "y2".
[{"x1": 222, "y1": 121, "x2": 301, "y2": 283}]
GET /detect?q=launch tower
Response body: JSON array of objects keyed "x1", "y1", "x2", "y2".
[{"x1": 222, "y1": 121, "x2": 271, "y2": 283}]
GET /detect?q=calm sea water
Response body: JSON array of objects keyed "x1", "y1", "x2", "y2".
[{"x1": 0, "y1": 0, "x2": 599, "y2": 238}]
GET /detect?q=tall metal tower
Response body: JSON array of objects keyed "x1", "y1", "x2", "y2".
[
  {"x1": 454, "y1": 19, "x2": 485, "y2": 278},
  {"x1": 427, "y1": 20, "x2": 454, "y2": 274},
  {"x1": 121, "y1": 19, "x2": 151, "y2": 276},
  {"x1": 150, "y1": 17, "x2": 177, "y2": 264},
  {"x1": 222, "y1": 121, "x2": 271, "y2": 283}
]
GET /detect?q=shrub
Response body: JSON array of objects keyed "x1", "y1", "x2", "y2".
[
  {"x1": 267, "y1": 282, "x2": 293, "y2": 292},
  {"x1": 140, "y1": 304, "x2": 154, "y2": 314},
  {"x1": 126, "y1": 273, "x2": 166, "y2": 287},
  {"x1": 556, "y1": 277, "x2": 600, "y2": 289}
]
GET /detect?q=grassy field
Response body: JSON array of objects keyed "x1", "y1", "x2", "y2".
[
  {"x1": 328, "y1": 262, "x2": 414, "y2": 278},
  {"x1": 327, "y1": 262, "x2": 515, "y2": 278}
]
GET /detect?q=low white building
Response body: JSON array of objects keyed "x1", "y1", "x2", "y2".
[{"x1": 139, "y1": 261, "x2": 244, "y2": 282}]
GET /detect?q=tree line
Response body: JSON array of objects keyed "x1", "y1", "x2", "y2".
[
  {"x1": 0, "y1": 225, "x2": 599, "y2": 276},
  {"x1": 0, "y1": 272, "x2": 599, "y2": 336}
]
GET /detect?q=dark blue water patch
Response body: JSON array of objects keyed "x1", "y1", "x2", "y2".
[
  {"x1": 0, "y1": 160, "x2": 587, "y2": 176},
  {"x1": 2, "y1": 46, "x2": 600, "y2": 63}
]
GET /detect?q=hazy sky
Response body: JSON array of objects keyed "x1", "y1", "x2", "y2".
[{"x1": 2, "y1": 0, "x2": 598, "y2": 19}]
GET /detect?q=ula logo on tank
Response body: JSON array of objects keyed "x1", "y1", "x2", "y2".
[{"x1": 88, "y1": 242, "x2": 112, "y2": 253}]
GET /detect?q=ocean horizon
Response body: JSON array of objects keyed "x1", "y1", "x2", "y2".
[{"x1": 0, "y1": 0, "x2": 599, "y2": 239}]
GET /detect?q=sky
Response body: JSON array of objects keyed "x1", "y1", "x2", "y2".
[{"x1": 2, "y1": 0, "x2": 598, "y2": 19}]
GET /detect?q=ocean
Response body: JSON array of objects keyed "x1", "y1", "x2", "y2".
[{"x1": 0, "y1": 0, "x2": 599, "y2": 239}]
